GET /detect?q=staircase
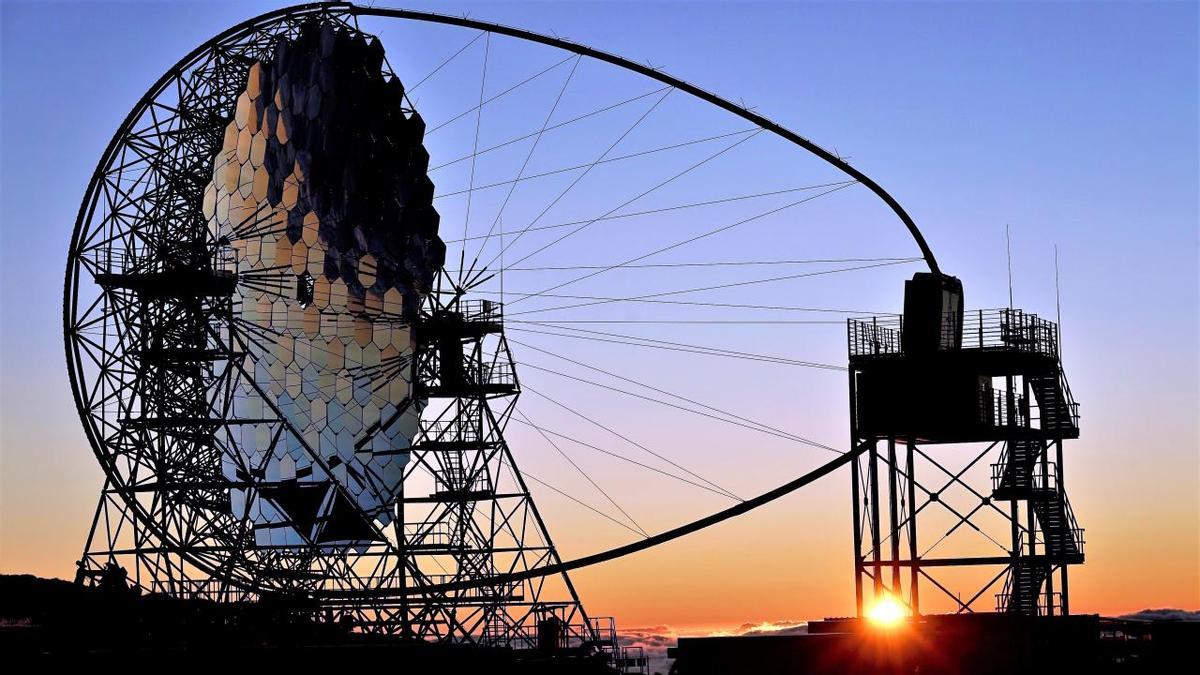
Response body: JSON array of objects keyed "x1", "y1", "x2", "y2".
[
  {"x1": 442, "y1": 450, "x2": 465, "y2": 492},
  {"x1": 999, "y1": 558, "x2": 1051, "y2": 614},
  {"x1": 993, "y1": 450, "x2": 1085, "y2": 563},
  {"x1": 992, "y1": 438, "x2": 1041, "y2": 499},
  {"x1": 1031, "y1": 485, "x2": 1083, "y2": 560},
  {"x1": 993, "y1": 434, "x2": 1085, "y2": 614},
  {"x1": 591, "y1": 616, "x2": 649, "y2": 674},
  {"x1": 1028, "y1": 370, "x2": 1080, "y2": 438}
]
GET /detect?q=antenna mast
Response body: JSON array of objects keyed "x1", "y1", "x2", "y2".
[{"x1": 1006, "y1": 224, "x2": 1014, "y2": 310}]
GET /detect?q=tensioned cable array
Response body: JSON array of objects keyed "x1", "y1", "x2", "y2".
[{"x1": 318, "y1": 443, "x2": 865, "y2": 598}]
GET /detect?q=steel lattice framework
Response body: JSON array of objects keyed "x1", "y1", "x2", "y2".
[{"x1": 66, "y1": 4, "x2": 597, "y2": 648}]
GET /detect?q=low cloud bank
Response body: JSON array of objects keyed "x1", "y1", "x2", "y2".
[
  {"x1": 618, "y1": 620, "x2": 809, "y2": 674},
  {"x1": 1119, "y1": 608, "x2": 1200, "y2": 622}
]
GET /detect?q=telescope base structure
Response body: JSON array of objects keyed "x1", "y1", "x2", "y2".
[{"x1": 76, "y1": 294, "x2": 647, "y2": 673}]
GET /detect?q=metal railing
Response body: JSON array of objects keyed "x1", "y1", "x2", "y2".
[
  {"x1": 477, "y1": 615, "x2": 599, "y2": 651},
  {"x1": 435, "y1": 468, "x2": 493, "y2": 496},
  {"x1": 84, "y1": 247, "x2": 148, "y2": 275},
  {"x1": 1031, "y1": 465, "x2": 1062, "y2": 493},
  {"x1": 849, "y1": 308, "x2": 1061, "y2": 358},
  {"x1": 458, "y1": 299, "x2": 503, "y2": 324},
  {"x1": 996, "y1": 586, "x2": 1064, "y2": 615},
  {"x1": 990, "y1": 458, "x2": 1066, "y2": 494},
  {"x1": 479, "y1": 360, "x2": 516, "y2": 386},
  {"x1": 590, "y1": 615, "x2": 618, "y2": 646},
  {"x1": 398, "y1": 572, "x2": 525, "y2": 601},
  {"x1": 979, "y1": 385, "x2": 1027, "y2": 429},
  {"x1": 585, "y1": 616, "x2": 649, "y2": 673},
  {"x1": 847, "y1": 316, "x2": 903, "y2": 357},
  {"x1": 1060, "y1": 375, "x2": 1081, "y2": 428},
  {"x1": 995, "y1": 560, "x2": 1020, "y2": 613},
  {"x1": 404, "y1": 520, "x2": 454, "y2": 547},
  {"x1": 84, "y1": 243, "x2": 239, "y2": 276},
  {"x1": 978, "y1": 377, "x2": 1079, "y2": 435},
  {"x1": 419, "y1": 419, "x2": 482, "y2": 445},
  {"x1": 1054, "y1": 492, "x2": 1086, "y2": 555},
  {"x1": 971, "y1": 308, "x2": 1059, "y2": 356},
  {"x1": 615, "y1": 647, "x2": 649, "y2": 674}
]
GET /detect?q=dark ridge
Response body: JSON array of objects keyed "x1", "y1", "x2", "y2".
[{"x1": 0, "y1": 574, "x2": 615, "y2": 672}]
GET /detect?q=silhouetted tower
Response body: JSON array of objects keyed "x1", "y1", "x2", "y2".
[
  {"x1": 398, "y1": 290, "x2": 598, "y2": 647},
  {"x1": 847, "y1": 273, "x2": 1083, "y2": 616}
]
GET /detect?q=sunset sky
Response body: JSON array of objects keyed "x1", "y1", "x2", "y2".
[{"x1": 1, "y1": 0, "x2": 1197, "y2": 636}]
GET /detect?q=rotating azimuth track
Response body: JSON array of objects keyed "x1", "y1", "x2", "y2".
[{"x1": 65, "y1": 1, "x2": 938, "y2": 646}]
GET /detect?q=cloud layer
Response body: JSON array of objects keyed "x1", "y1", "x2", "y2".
[
  {"x1": 618, "y1": 620, "x2": 809, "y2": 674},
  {"x1": 1118, "y1": 608, "x2": 1200, "y2": 622}
]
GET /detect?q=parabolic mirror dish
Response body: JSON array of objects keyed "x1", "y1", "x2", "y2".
[{"x1": 209, "y1": 21, "x2": 443, "y2": 548}]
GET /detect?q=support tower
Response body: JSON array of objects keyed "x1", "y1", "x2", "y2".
[
  {"x1": 847, "y1": 273, "x2": 1083, "y2": 616},
  {"x1": 396, "y1": 287, "x2": 603, "y2": 651}
]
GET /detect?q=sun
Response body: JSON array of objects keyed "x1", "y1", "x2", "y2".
[{"x1": 866, "y1": 595, "x2": 906, "y2": 628}]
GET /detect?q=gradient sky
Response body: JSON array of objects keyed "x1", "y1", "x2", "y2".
[{"x1": 2, "y1": 0, "x2": 1197, "y2": 633}]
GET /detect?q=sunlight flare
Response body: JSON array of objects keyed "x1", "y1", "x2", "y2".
[{"x1": 866, "y1": 595, "x2": 906, "y2": 628}]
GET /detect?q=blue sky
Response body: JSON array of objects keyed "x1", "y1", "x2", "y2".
[{"x1": 2, "y1": 1, "x2": 1197, "y2": 625}]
